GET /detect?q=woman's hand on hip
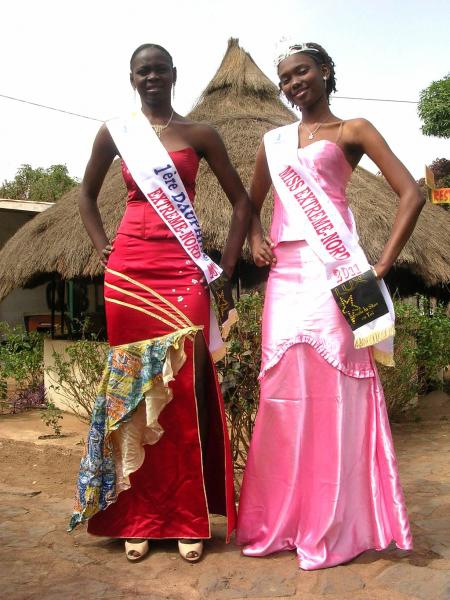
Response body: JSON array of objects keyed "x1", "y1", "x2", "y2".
[{"x1": 99, "y1": 241, "x2": 114, "y2": 267}]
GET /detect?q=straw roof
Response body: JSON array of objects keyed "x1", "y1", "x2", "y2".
[{"x1": 0, "y1": 38, "x2": 449, "y2": 302}]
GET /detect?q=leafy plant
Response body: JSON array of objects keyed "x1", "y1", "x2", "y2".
[
  {"x1": 217, "y1": 292, "x2": 263, "y2": 474},
  {"x1": 429, "y1": 157, "x2": 450, "y2": 188},
  {"x1": 418, "y1": 74, "x2": 450, "y2": 138},
  {"x1": 371, "y1": 297, "x2": 450, "y2": 418},
  {"x1": 414, "y1": 298, "x2": 450, "y2": 392},
  {"x1": 11, "y1": 383, "x2": 46, "y2": 414},
  {"x1": 46, "y1": 337, "x2": 108, "y2": 423},
  {"x1": 0, "y1": 322, "x2": 44, "y2": 412},
  {"x1": 0, "y1": 163, "x2": 78, "y2": 202},
  {"x1": 40, "y1": 401, "x2": 63, "y2": 436}
]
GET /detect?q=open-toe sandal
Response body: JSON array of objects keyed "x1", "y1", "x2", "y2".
[
  {"x1": 178, "y1": 539, "x2": 203, "y2": 563},
  {"x1": 125, "y1": 539, "x2": 149, "y2": 562}
]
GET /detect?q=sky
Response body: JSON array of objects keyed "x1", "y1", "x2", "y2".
[{"x1": 0, "y1": 0, "x2": 448, "y2": 185}]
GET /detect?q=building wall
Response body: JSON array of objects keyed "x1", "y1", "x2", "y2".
[
  {"x1": 0, "y1": 210, "x2": 34, "y2": 249},
  {"x1": 44, "y1": 338, "x2": 102, "y2": 418},
  {"x1": 0, "y1": 285, "x2": 49, "y2": 327}
]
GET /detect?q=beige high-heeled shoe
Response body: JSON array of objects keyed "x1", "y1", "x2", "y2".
[
  {"x1": 125, "y1": 539, "x2": 149, "y2": 562},
  {"x1": 178, "y1": 539, "x2": 203, "y2": 563}
]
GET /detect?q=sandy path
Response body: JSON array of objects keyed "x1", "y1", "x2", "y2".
[{"x1": 0, "y1": 403, "x2": 449, "y2": 600}]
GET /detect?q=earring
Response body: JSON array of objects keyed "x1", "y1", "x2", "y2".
[
  {"x1": 323, "y1": 76, "x2": 328, "y2": 81},
  {"x1": 172, "y1": 83, "x2": 176, "y2": 100}
]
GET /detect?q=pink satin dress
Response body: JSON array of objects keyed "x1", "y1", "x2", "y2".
[{"x1": 236, "y1": 140, "x2": 412, "y2": 570}]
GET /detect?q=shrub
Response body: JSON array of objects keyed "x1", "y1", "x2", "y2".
[
  {"x1": 217, "y1": 292, "x2": 263, "y2": 473},
  {"x1": 40, "y1": 401, "x2": 64, "y2": 437},
  {"x1": 414, "y1": 299, "x2": 450, "y2": 392},
  {"x1": 11, "y1": 383, "x2": 46, "y2": 413},
  {"x1": 378, "y1": 304, "x2": 418, "y2": 418},
  {"x1": 0, "y1": 323, "x2": 44, "y2": 412},
  {"x1": 379, "y1": 298, "x2": 450, "y2": 419},
  {"x1": 46, "y1": 337, "x2": 108, "y2": 423}
]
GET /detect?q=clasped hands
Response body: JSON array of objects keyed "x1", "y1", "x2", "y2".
[{"x1": 250, "y1": 234, "x2": 277, "y2": 268}]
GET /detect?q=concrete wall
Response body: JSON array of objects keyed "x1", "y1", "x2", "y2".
[
  {"x1": 0, "y1": 210, "x2": 34, "y2": 249},
  {"x1": 0, "y1": 285, "x2": 49, "y2": 327},
  {"x1": 0, "y1": 206, "x2": 53, "y2": 328},
  {"x1": 44, "y1": 339, "x2": 91, "y2": 418}
]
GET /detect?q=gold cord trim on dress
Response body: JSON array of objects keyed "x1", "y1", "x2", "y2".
[
  {"x1": 104, "y1": 281, "x2": 189, "y2": 330},
  {"x1": 105, "y1": 297, "x2": 179, "y2": 331},
  {"x1": 106, "y1": 267, "x2": 194, "y2": 327}
]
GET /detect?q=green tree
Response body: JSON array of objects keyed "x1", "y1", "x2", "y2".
[
  {"x1": 0, "y1": 163, "x2": 78, "y2": 202},
  {"x1": 418, "y1": 74, "x2": 450, "y2": 138}
]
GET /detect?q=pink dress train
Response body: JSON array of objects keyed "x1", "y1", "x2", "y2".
[{"x1": 236, "y1": 141, "x2": 412, "y2": 570}]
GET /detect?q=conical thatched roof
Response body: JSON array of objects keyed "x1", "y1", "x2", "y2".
[{"x1": 0, "y1": 38, "x2": 449, "y2": 302}]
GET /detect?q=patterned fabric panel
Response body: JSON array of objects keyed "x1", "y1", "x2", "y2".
[{"x1": 69, "y1": 326, "x2": 199, "y2": 531}]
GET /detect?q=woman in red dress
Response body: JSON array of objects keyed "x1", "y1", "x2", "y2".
[{"x1": 70, "y1": 43, "x2": 251, "y2": 563}]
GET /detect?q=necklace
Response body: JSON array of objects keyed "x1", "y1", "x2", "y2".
[
  {"x1": 150, "y1": 110, "x2": 174, "y2": 138},
  {"x1": 300, "y1": 120, "x2": 327, "y2": 140}
]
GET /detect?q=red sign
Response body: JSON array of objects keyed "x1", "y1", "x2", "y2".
[{"x1": 431, "y1": 188, "x2": 450, "y2": 204}]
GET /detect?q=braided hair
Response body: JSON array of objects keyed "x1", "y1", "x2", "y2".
[
  {"x1": 277, "y1": 42, "x2": 337, "y2": 98},
  {"x1": 299, "y1": 43, "x2": 337, "y2": 98},
  {"x1": 130, "y1": 44, "x2": 173, "y2": 69}
]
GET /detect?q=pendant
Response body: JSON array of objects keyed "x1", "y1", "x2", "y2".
[{"x1": 308, "y1": 133, "x2": 314, "y2": 140}]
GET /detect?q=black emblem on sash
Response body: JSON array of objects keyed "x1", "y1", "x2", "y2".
[
  {"x1": 331, "y1": 269, "x2": 389, "y2": 331},
  {"x1": 209, "y1": 273, "x2": 235, "y2": 326}
]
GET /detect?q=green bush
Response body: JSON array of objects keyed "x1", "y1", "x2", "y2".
[
  {"x1": 0, "y1": 323, "x2": 44, "y2": 411},
  {"x1": 40, "y1": 401, "x2": 64, "y2": 436},
  {"x1": 415, "y1": 299, "x2": 450, "y2": 391},
  {"x1": 378, "y1": 303, "x2": 418, "y2": 418},
  {"x1": 379, "y1": 297, "x2": 450, "y2": 418},
  {"x1": 217, "y1": 292, "x2": 263, "y2": 473}
]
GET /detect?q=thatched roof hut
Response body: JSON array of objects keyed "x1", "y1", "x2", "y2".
[{"x1": 0, "y1": 38, "x2": 449, "y2": 302}]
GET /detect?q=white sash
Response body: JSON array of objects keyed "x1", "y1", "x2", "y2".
[
  {"x1": 107, "y1": 111, "x2": 226, "y2": 360},
  {"x1": 264, "y1": 122, "x2": 394, "y2": 366}
]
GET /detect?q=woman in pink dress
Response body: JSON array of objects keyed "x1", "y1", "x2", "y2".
[{"x1": 236, "y1": 42, "x2": 424, "y2": 570}]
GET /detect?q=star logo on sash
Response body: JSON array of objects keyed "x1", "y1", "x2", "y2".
[{"x1": 339, "y1": 294, "x2": 361, "y2": 325}]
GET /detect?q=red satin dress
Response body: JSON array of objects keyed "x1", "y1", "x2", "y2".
[{"x1": 82, "y1": 148, "x2": 236, "y2": 540}]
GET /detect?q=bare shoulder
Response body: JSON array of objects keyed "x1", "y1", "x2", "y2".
[
  {"x1": 180, "y1": 119, "x2": 221, "y2": 140},
  {"x1": 344, "y1": 117, "x2": 383, "y2": 141},
  {"x1": 339, "y1": 119, "x2": 388, "y2": 155},
  {"x1": 94, "y1": 123, "x2": 117, "y2": 152},
  {"x1": 176, "y1": 118, "x2": 223, "y2": 156},
  {"x1": 343, "y1": 117, "x2": 377, "y2": 135}
]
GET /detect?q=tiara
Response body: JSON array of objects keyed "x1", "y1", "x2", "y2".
[{"x1": 275, "y1": 43, "x2": 319, "y2": 67}]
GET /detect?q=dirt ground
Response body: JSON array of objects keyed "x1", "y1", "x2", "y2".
[{"x1": 0, "y1": 392, "x2": 449, "y2": 600}]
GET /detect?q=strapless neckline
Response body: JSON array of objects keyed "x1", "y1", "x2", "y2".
[
  {"x1": 168, "y1": 146, "x2": 199, "y2": 159},
  {"x1": 298, "y1": 139, "x2": 353, "y2": 174}
]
